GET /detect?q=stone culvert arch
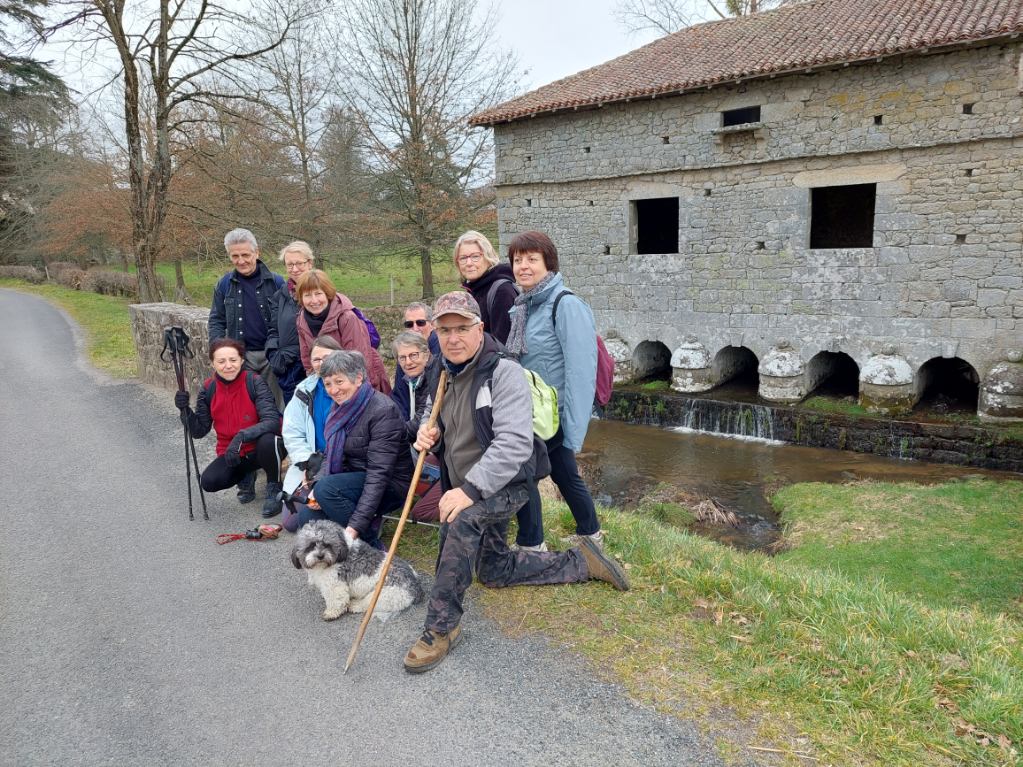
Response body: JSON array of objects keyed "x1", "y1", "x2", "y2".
[
  {"x1": 806, "y1": 351, "x2": 861, "y2": 397},
  {"x1": 632, "y1": 340, "x2": 672, "y2": 382},
  {"x1": 915, "y1": 356, "x2": 980, "y2": 414}
]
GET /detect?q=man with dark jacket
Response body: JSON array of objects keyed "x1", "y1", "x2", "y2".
[
  {"x1": 403, "y1": 292, "x2": 629, "y2": 674},
  {"x1": 208, "y1": 227, "x2": 285, "y2": 501}
]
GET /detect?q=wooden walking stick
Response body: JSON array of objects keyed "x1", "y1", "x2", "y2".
[{"x1": 344, "y1": 369, "x2": 448, "y2": 673}]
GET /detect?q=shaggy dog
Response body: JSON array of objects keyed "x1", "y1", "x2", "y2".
[{"x1": 291, "y1": 520, "x2": 423, "y2": 621}]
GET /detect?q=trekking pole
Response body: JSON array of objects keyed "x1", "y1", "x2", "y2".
[
  {"x1": 344, "y1": 369, "x2": 448, "y2": 674},
  {"x1": 161, "y1": 327, "x2": 209, "y2": 521}
]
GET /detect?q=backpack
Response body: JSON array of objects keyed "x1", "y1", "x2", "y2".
[
  {"x1": 551, "y1": 290, "x2": 615, "y2": 407},
  {"x1": 350, "y1": 306, "x2": 380, "y2": 348},
  {"x1": 485, "y1": 277, "x2": 519, "y2": 320},
  {"x1": 523, "y1": 368, "x2": 559, "y2": 440},
  {"x1": 204, "y1": 370, "x2": 258, "y2": 404}
]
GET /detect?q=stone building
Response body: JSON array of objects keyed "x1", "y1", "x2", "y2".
[{"x1": 471, "y1": 0, "x2": 1023, "y2": 420}]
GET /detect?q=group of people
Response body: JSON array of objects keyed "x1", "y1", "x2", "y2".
[{"x1": 174, "y1": 226, "x2": 628, "y2": 673}]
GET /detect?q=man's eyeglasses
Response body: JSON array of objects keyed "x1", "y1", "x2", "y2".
[
  {"x1": 404, "y1": 318, "x2": 429, "y2": 328},
  {"x1": 457, "y1": 253, "x2": 484, "y2": 265},
  {"x1": 436, "y1": 321, "x2": 480, "y2": 337},
  {"x1": 397, "y1": 352, "x2": 423, "y2": 363}
]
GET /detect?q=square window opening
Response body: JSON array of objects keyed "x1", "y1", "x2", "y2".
[
  {"x1": 873, "y1": 114, "x2": 883, "y2": 125},
  {"x1": 633, "y1": 197, "x2": 680, "y2": 255},
  {"x1": 962, "y1": 103, "x2": 974, "y2": 114},
  {"x1": 809, "y1": 184, "x2": 876, "y2": 249},
  {"x1": 722, "y1": 105, "x2": 761, "y2": 127}
]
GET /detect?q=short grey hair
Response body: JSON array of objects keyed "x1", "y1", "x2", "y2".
[
  {"x1": 224, "y1": 228, "x2": 259, "y2": 252},
  {"x1": 392, "y1": 330, "x2": 430, "y2": 356},
  {"x1": 404, "y1": 301, "x2": 433, "y2": 321},
  {"x1": 319, "y1": 349, "x2": 367, "y2": 382},
  {"x1": 279, "y1": 240, "x2": 314, "y2": 263}
]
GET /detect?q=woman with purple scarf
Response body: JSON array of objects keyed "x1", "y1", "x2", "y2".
[{"x1": 300, "y1": 350, "x2": 413, "y2": 548}]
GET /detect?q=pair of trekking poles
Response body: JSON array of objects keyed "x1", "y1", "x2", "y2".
[{"x1": 160, "y1": 326, "x2": 208, "y2": 521}]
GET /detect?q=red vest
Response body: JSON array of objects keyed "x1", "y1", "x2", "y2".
[{"x1": 207, "y1": 371, "x2": 259, "y2": 457}]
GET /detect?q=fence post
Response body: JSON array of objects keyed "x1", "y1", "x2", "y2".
[{"x1": 390, "y1": 275, "x2": 395, "y2": 306}]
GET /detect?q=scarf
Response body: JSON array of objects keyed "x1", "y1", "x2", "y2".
[
  {"x1": 323, "y1": 380, "x2": 375, "y2": 475},
  {"x1": 504, "y1": 271, "x2": 558, "y2": 358},
  {"x1": 304, "y1": 306, "x2": 328, "y2": 338}
]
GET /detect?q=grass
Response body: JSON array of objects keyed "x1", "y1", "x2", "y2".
[
  {"x1": 386, "y1": 480, "x2": 1023, "y2": 767},
  {"x1": 774, "y1": 480, "x2": 1023, "y2": 617},
  {"x1": 0, "y1": 278, "x2": 137, "y2": 377},
  {"x1": 801, "y1": 395, "x2": 871, "y2": 417},
  {"x1": 154, "y1": 250, "x2": 464, "y2": 309}
]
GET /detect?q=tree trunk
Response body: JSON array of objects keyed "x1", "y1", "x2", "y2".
[
  {"x1": 419, "y1": 243, "x2": 434, "y2": 300},
  {"x1": 173, "y1": 257, "x2": 190, "y2": 304}
]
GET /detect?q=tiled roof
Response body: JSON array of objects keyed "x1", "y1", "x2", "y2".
[{"x1": 471, "y1": 0, "x2": 1023, "y2": 125}]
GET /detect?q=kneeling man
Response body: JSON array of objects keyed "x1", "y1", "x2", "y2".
[{"x1": 404, "y1": 292, "x2": 628, "y2": 673}]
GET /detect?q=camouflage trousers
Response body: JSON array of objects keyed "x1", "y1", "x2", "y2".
[{"x1": 425, "y1": 482, "x2": 589, "y2": 634}]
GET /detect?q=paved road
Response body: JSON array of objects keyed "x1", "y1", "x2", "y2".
[{"x1": 0, "y1": 289, "x2": 725, "y2": 766}]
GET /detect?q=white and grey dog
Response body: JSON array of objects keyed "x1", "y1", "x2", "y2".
[{"x1": 290, "y1": 520, "x2": 424, "y2": 622}]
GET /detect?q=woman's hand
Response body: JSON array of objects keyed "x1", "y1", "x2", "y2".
[
  {"x1": 345, "y1": 526, "x2": 359, "y2": 541},
  {"x1": 414, "y1": 424, "x2": 439, "y2": 452}
]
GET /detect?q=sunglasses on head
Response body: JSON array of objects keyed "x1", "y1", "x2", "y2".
[{"x1": 404, "y1": 319, "x2": 429, "y2": 328}]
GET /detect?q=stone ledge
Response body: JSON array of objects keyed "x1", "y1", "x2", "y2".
[{"x1": 129, "y1": 303, "x2": 212, "y2": 394}]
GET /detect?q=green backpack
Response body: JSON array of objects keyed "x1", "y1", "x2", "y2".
[{"x1": 524, "y1": 368, "x2": 559, "y2": 440}]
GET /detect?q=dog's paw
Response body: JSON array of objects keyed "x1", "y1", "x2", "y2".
[{"x1": 322, "y1": 608, "x2": 346, "y2": 621}]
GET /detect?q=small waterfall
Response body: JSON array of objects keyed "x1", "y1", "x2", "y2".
[{"x1": 676, "y1": 398, "x2": 780, "y2": 443}]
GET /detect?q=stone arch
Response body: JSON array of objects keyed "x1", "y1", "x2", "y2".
[
  {"x1": 712, "y1": 345, "x2": 760, "y2": 392},
  {"x1": 632, "y1": 340, "x2": 672, "y2": 382},
  {"x1": 915, "y1": 356, "x2": 980, "y2": 414},
  {"x1": 806, "y1": 351, "x2": 860, "y2": 397}
]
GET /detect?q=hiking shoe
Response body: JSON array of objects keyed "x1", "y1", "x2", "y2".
[
  {"x1": 236, "y1": 471, "x2": 257, "y2": 504},
  {"x1": 577, "y1": 536, "x2": 630, "y2": 591},
  {"x1": 262, "y1": 482, "x2": 284, "y2": 518},
  {"x1": 515, "y1": 541, "x2": 549, "y2": 553},
  {"x1": 561, "y1": 529, "x2": 605, "y2": 549},
  {"x1": 403, "y1": 625, "x2": 462, "y2": 674}
]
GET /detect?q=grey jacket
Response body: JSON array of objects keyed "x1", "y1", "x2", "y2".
[{"x1": 434, "y1": 334, "x2": 546, "y2": 502}]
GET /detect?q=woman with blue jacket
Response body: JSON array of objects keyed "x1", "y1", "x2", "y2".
[{"x1": 506, "y1": 231, "x2": 603, "y2": 545}]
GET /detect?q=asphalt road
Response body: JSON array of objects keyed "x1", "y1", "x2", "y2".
[{"x1": 0, "y1": 288, "x2": 725, "y2": 767}]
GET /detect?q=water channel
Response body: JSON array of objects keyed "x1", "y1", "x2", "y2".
[{"x1": 577, "y1": 418, "x2": 1017, "y2": 551}]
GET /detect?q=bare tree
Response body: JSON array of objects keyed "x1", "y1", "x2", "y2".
[
  {"x1": 50, "y1": 0, "x2": 304, "y2": 301},
  {"x1": 334, "y1": 0, "x2": 518, "y2": 299},
  {"x1": 616, "y1": 0, "x2": 800, "y2": 35}
]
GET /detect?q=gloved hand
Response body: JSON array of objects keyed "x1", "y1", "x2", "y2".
[
  {"x1": 174, "y1": 391, "x2": 190, "y2": 410},
  {"x1": 224, "y1": 435, "x2": 244, "y2": 467}
]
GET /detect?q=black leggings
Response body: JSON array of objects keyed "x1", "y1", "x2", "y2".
[{"x1": 200, "y1": 433, "x2": 286, "y2": 492}]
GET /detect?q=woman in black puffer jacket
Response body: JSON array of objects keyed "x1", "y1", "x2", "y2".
[
  {"x1": 301, "y1": 350, "x2": 413, "y2": 548},
  {"x1": 454, "y1": 230, "x2": 518, "y2": 344}
]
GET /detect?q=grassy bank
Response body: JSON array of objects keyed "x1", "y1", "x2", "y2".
[
  {"x1": 0, "y1": 279, "x2": 137, "y2": 377},
  {"x1": 390, "y1": 480, "x2": 1023, "y2": 766}
]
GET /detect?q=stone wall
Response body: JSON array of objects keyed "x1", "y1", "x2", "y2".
[
  {"x1": 490, "y1": 43, "x2": 1023, "y2": 414},
  {"x1": 129, "y1": 303, "x2": 213, "y2": 394}
]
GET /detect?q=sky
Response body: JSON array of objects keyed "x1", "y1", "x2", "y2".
[{"x1": 488, "y1": 0, "x2": 663, "y2": 93}]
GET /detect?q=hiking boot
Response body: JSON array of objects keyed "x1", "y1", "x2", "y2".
[
  {"x1": 577, "y1": 536, "x2": 630, "y2": 591},
  {"x1": 403, "y1": 625, "x2": 462, "y2": 674},
  {"x1": 262, "y1": 482, "x2": 284, "y2": 518},
  {"x1": 236, "y1": 471, "x2": 257, "y2": 504}
]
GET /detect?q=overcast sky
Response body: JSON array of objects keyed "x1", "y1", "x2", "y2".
[{"x1": 490, "y1": 0, "x2": 663, "y2": 92}]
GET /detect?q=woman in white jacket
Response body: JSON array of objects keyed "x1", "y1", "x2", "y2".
[{"x1": 280, "y1": 335, "x2": 344, "y2": 530}]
